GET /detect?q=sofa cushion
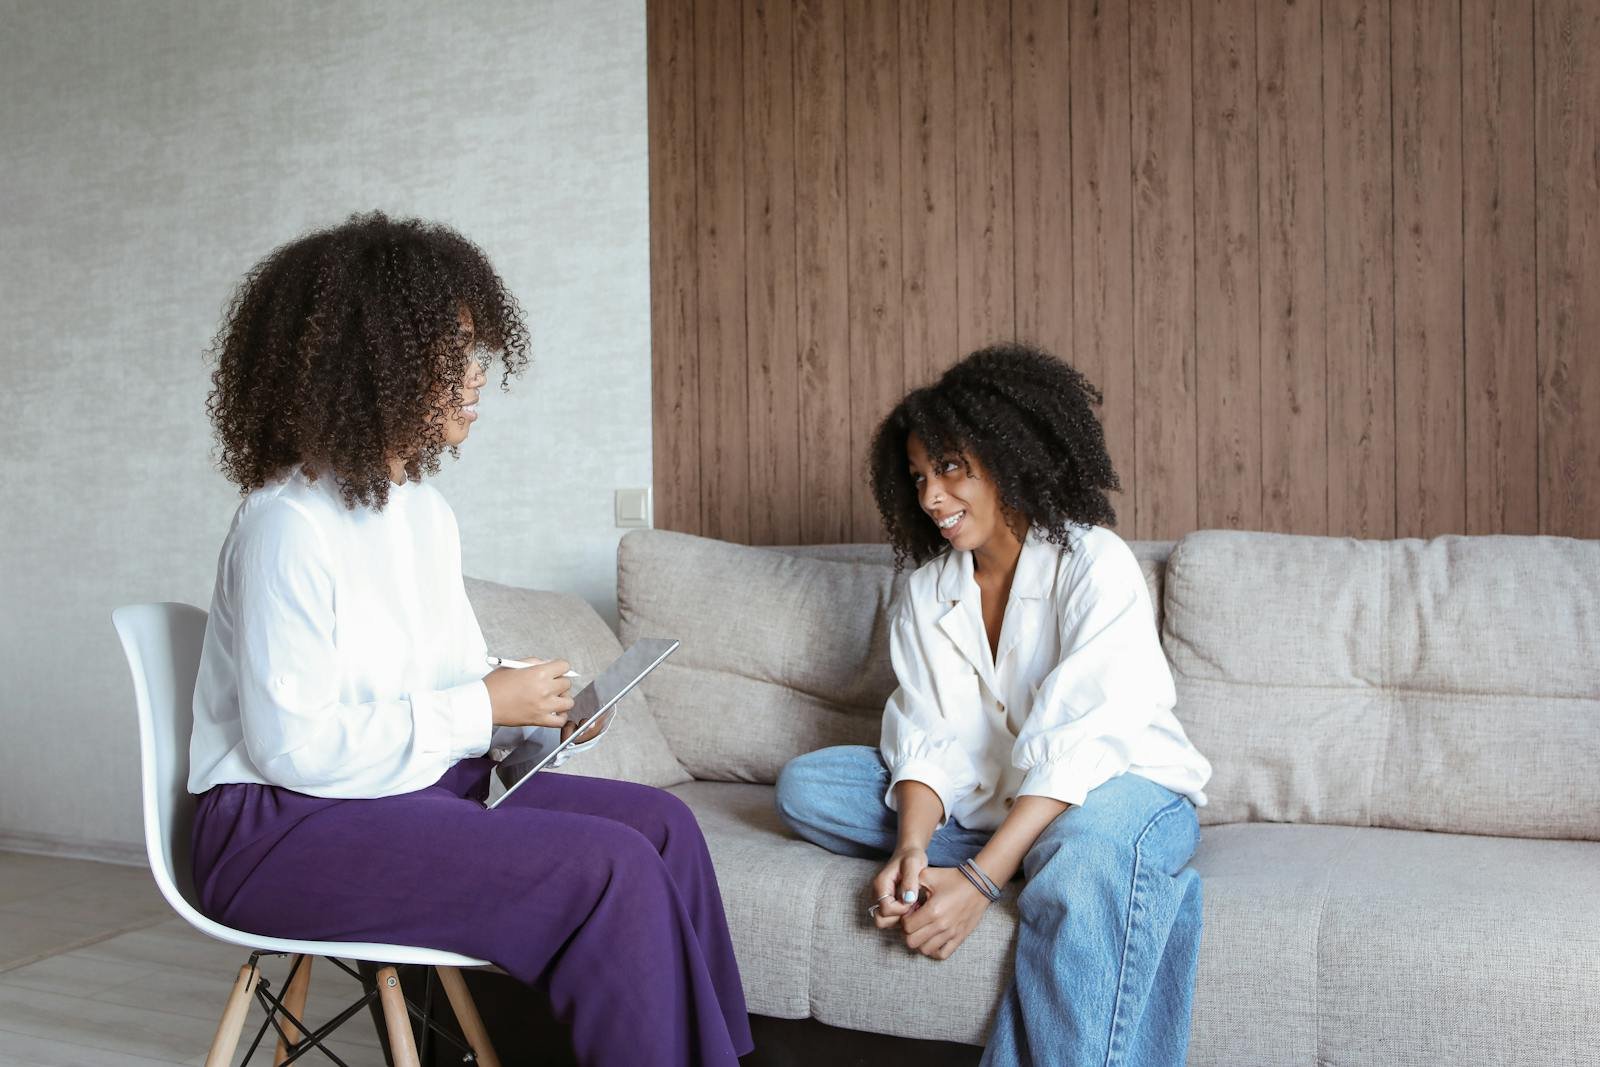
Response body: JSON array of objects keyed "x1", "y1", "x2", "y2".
[
  {"x1": 620, "y1": 530, "x2": 1172, "y2": 784},
  {"x1": 673, "y1": 780, "x2": 1600, "y2": 1061},
  {"x1": 665, "y1": 779, "x2": 861, "y2": 1018},
  {"x1": 1163, "y1": 531, "x2": 1600, "y2": 839},
  {"x1": 466, "y1": 576, "x2": 691, "y2": 789},
  {"x1": 1192, "y1": 822, "x2": 1600, "y2": 1066},
  {"x1": 619, "y1": 532, "x2": 906, "y2": 783}
]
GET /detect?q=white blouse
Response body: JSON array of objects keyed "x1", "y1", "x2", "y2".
[
  {"x1": 880, "y1": 525, "x2": 1211, "y2": 831},
  {"x1": 190, "y1": 470, "x2": 509, "y2": 799}
]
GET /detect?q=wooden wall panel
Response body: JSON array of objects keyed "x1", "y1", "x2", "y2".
[
  {"x1": 650, "y1": 0, "x2": 1598, "y2": 545},
  {"x1": 1393, "y1": 0, "x2": 1467, "y2": 538},
  {"x1": 1324, "y1": 0, "x2": 1397, "y2": 539},
  {"x1": 1069, "y1": 0, "x2": 1137, "y2": 531},
  {"x1": 1536, "y1": 0, "x2": 1600, "y2": 537},
  {"x1": 646, "y1": 0, "x2": 699, "y2": 536},
  {"x1": 953, "y1": 0, "x2": 1015, "y2": 353},
  {"x1": 693, "y1": 0, "x2": 749, "y2": 541},
  {"x1": 793, "y1": 0, "x2": 852, "y2": 544},
  {"x1": 845, "y1": 0, "x2": 904, "y2": 540},
  {"x1": 742, "y1": 0, "x2": 800, "y2": 545},
  {"x1": 1012, "y1": 0, "x2": 1073, "y2": 361},
  {"x1": 1463, "y1": 0, "x2": 1537, "y2": 535},
  {"x1": 1130, "y1": 0, "x2": 1197, "y2": 541},
  {"x1": 1193, "y1": 0, "x2": 1261, "y2": 532},
  {"x1": 1258, "y1": 0, "x2": 1328, "y2": 535},
  {"x1": 898, "y1": 0, "x2": 959, "y2": 389}
]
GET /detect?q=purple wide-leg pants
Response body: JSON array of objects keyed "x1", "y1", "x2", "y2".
[{"x1": 191, "y1": 758, "x2": 752, "y2": 1066}]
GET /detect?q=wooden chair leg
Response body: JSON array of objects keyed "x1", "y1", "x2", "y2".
[
  {"x1": 273, "y1": 954, "x2": 314, "y2": 1066},
  {"x1": 204, "y1": 961, "x2": 261, "y2": 1067},
  {"x1": 436, "y1": 966, "x2": 502, "y2": 1067},
  {"x1": 376, "y1": 965, "x2": 421, "y2": 1067}
]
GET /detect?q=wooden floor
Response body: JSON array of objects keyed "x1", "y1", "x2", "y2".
[{"x1": 0, "y1": 851, "x2": 387, "y2": 1066}]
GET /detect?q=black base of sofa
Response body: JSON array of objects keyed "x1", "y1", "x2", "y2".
[
  {"x1": 744, "y1": 1015, "x2": 980, "y2": 1067},
  {"x1": 365, "y1": 964, "x2": 980, "y2": 1066}
]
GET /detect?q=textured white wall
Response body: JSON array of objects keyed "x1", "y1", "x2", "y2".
[{"x1": 0, "y1": 0, "x2": 649, "y2": 859}]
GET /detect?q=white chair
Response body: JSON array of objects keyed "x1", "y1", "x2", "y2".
[{"x1": 112, "y1": 603, "x2": 502, "y2": 1067}]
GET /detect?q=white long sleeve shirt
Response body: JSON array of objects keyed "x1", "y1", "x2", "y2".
[
  {"x1": 880, "y1": 525, "x2": 1211, "y2": 831},
  {"x1": 189, "y1": 470, "x2": 505, "y2": 798}
]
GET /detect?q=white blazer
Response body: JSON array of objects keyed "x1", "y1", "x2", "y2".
[{"x1": 880, "y1": 524, "x2": 1211, "y2": 831}]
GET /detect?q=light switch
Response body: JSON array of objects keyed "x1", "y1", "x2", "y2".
[{"x1": 615, "y1": 487, "x2": 652, "y2": 528}]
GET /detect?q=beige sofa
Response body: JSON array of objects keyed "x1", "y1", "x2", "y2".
[{"x1": 467, "y1": 528, "x2": 1600, "y2": 1066}]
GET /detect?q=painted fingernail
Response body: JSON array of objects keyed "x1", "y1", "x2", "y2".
[{"x1": 902, "y1": 890, "x2": 917, "y2": 904}]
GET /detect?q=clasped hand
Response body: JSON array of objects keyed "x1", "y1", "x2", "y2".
[
  {"x1": 483, "y1": 656, "x2": 576, "y2": 732},
  {"x1": 870, "y1": 846, "x2": 990, "y2": 961}
]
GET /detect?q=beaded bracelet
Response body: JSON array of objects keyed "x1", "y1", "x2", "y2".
[{"x1": 958, "y1": 858, "x2": 1003, "y2": 902}]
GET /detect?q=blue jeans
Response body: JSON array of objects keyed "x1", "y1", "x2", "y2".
[{"x1": 774, "y1": 746, "x2": 1202, "y2": 1067}]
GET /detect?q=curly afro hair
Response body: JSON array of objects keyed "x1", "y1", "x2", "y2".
[
  {"x1": 206, "y1": 211, "x2": 529, "y2": 509},
  {"x1": 869, "y1": 342, "x2": 1121, "y2": 568}
]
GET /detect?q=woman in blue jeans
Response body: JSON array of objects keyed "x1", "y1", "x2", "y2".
[{"x1": 776, "y1": 344, "x2": 1213, "y2": 1066}]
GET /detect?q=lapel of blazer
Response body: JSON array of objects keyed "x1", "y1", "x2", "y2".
[
  {"x1": 993, "y1": 531, "x2": 1059, "y2": 671},
  {"x1": 933, "y1": 549, "x2": 998, "y2": 695}
]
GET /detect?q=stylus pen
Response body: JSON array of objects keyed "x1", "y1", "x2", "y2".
[{"x1": 486, "y1": 655, "x2": 579, "y2": 678}]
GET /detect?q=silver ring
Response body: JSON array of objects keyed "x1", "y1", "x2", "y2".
[
  {"x1": 867, "y1": 904, "x2": 881, "y2": 917},
  {"x1": 875, "y1": 894, "x2": 894, "y2": 904}
]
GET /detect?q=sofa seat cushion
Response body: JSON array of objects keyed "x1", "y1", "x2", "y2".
[
  {"x1": 1192, "y1": 822, "x2": 1600, "y2": 1066},
  {"x1": 668, "y1": 779, "x2": 1017, "y2": 1041},
  {"x1": 673, "y1": 780, "x2": 1600, "y2": 1061}
]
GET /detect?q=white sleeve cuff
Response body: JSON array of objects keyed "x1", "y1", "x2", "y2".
[
  {"x1": 1017, "y1": 743, "x2": 1122, "y2": 808},
  {"x1": 427, "y1": 679, "x2": 493, "y2": 761},
  {"x1": 885, "y1": 758, "x2": 958, "y2": 829}
]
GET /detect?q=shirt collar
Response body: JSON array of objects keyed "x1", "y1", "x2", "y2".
[{"x1": 933, "y1": 525, "x2": 1060, "y2": 603}]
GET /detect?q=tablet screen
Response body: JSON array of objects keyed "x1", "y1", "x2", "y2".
[{"x1": 485, "y1": 638, "x2": 678, "y2": 808}]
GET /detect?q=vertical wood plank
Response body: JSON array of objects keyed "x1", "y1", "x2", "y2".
[
  {"x1": 1393, "y1": 0, "x2": 1466, "y2": 538},
  {"x1": 900, "y1": 0, "x2": 960, "y2": 389},
  {"x1": 1070, "y1": 0, "x2": 1137, "y2": 532},
  {"x1": 845, "y1": 0, "x2": 903, "y2": 541},
  {"x1": 1536, "y1": 0, "x2": 1600, "y2": 537},
  {"x1": 1324, "y1": 0, "x2": 1397, "y2": 539},
  {"x1": 1130, "y1": 0, "x2": 1197, "y2": 541},
  {"x1": 1012, "y1": 0, "x2": 1073, "y2": 360},
  {"x1": 1192, "y1": 0, "x2": 1261, "y2": 531},
  {"x1": 954, "y1": 0, "x2": 1016, "y2": 354},
  {"x1": 794, "y1": 0, "x2": 853, "y2": 543},
  {"x1": 1258, "y1": 0, "x2": 1328, "y2": 536},
  {"x1": 647, "y1": 0, "x2": 700, "y2": 535},
  {"x1": 693, "y1": 0, "x2": 748, "y2": 542},
  {"x1": 1463, "y1": 0, "x2": 1537, "y2": 535},
  {"x1": 743, "y1": 0, "x2": 800, "y2": 545}
]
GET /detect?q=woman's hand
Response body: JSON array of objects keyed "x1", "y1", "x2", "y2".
[
  {"x1": 869, "y1": 845, "x2": 929, "y2": 929},
  {"x1": 899, "y1": 866, "x2": 989, "y2": 960},
  {"x1": 483, "y1": 658, "x2": 575, "y2": 728}
]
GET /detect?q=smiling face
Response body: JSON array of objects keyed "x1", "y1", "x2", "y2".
[{"x1": 906, "y1": 432, "x2": 1011, "y2": 554}]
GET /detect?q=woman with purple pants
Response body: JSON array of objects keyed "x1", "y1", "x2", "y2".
[{"x1": 188, "y1": 213, "x2": 751, "y2": 1066}]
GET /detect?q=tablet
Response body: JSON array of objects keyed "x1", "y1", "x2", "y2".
[{"x1": 484, "y1": 638, "x2": 679, "y2": 810}]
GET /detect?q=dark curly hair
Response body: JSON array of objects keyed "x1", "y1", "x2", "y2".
[
  {"x1": 869, "y1": 342, "x2": 1121, "y2": 568},
  {"x1": 206, "y1": 211, "x2": 530, "y2": 509}
]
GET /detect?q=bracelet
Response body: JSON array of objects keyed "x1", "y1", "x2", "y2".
[
  {"x1": 958, "y1": 858, "x2": 1002, "y2": 902},
  {"x1": 969, "y1": 858, "x2": 1002, "y2": 899}
]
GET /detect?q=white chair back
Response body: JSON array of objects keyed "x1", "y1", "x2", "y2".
[
  {"x1": 111, "y1": 602, "x2": 210, "y2": 921},
  {"x1": 111, "y1": 601, "x2": 492, "y2": 966}
]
